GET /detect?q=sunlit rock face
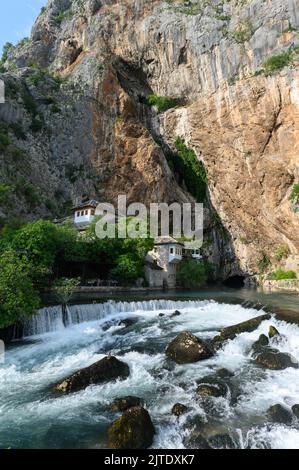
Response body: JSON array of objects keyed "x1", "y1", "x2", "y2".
[{"x1": 0, "y1": 0, "x2": 298, "y2": 275}]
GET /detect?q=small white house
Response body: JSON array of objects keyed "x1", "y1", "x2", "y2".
[
  {"x1": 145, "y1": 236, "x2": 184, "y2": 288},
  {"x1": 145, "y1": 236, "x2": 202, "y2": 288},
  {"x1": 73, "y1": 200, "x2": 98, "y2": 230}
]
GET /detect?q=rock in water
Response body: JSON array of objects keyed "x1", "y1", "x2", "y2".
[
  {"x1": 212, "y1": 314, "x2": 271, "y2": 346},
  {"x1": 251, "y1": 334, "x2": 269, "y2": 355},
  {"x1": 267, "y1": 404, "x2": 293, "y2": 424},
  {"x1": 196, "y1": 378, "x2": 228, "y2": 398},
  {"x1": 170, "y1": 310, "x2": 181, "y2": 318},
  {"x1": 208, "y1": 434, "x2": 235, "y2": 449},
  {"x1": 256, "y1": 351, "x2": 299, "y2": 370},
  {"x1": 172, "y1": 403, "x2": 188, "y2": 416},
  {"x1": 109, "y1": 396, "x2": 142, "y2": 413},
  {"x1": 269, "y1": 325, "x2": 280, "y2": 339},
  {"x1": 292, "y1": 404, "x2": 299, "y2": 418},
  {"x1": 184, "y1": 432, "x2": 211, "y2": 449},
  {"x1": 107, "y1": 406, "x2": 155, "y2": 449},
  {"x1": 166, "y1": 331, "x2": 214, "y2": 364},
  {"x1": 54, "y1": 356, "x2": 130, "y2": 393}
]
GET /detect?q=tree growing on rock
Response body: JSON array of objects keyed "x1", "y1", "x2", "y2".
[{"x1": 53, "y1": 277, "x2": 80, "y2": 327}]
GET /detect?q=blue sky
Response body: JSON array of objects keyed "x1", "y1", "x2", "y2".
[{"x1": 0, "y1": 0, "x2": 47, "y2": 54}]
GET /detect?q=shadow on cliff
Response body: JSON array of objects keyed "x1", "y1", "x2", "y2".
[{"x1": 112, "y1": 57, "x2": 245, "y2": 285}]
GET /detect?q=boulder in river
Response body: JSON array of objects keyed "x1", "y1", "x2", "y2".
[
  {"x1": 166, "y1": 331, "x2": 214, "y2": 364},
  {"x1": 107, "y1": 406, "x2": 155, "y2": 449},
  {"x1": 256, "y1": 351, "x2": 299, "y2": 370},
  {"x1": 54, "y1": 356, "x2": 130, "y2": 393},
  {"x1": 196, "y1": 379, "x2": 228, "y2": 398},
  {"x1": 172, "y1": 403, "x2": 189, "y2": 416},
  {"x1": 292, "y1": 404, "x2": 299, "y2": 418},
  {"x1": 212, "y1": 314, "x2": 271, "y2": 347},
  {"x1": 170, "y1": 310, "x2": 182, "y2": 318},
  {"x1": 109, "y1": 396, "x2": 142, "y2": 413},
  {"x1": 184, "y1": 431, "x2": 211, "y2": 449},
  {"x1": 267, "y1": 404, "x2": 293, "y2": 424},
  {"x1": 251, "y1": 334, "x2": 269, "y2": 355},
  {"x1": 208, "y1": 433, "x2": 236, "y2": 449},
  {"x1": 269, "y1": 325, "x2": 280, "y2": 339},
  {"x1": 216, "y1": 368, "x2": 234, "y2": 379}
]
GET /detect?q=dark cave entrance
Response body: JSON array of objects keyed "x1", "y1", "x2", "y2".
[{"x1": 223, "y1": 275, "x2": 246, "y2": 289}]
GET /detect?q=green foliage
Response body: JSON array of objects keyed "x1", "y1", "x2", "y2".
[
  {"x1": 232, "y1": 21, "x2": 253, "y2": 44},
  {"x1": 53, "y1": 277, "x2": 80, "y2": 304},
  {"x1": 289, "y1": 183, "x2": 299, "y2": 204},
  {"x1": 258, "y1": 253, "x2": 271, "y2": 273},
  {"x1": 166, "y1": 137, "x2": 207, "y2": 202},
  {"x1": 9, "y1": 220, "x2": 60, "y2": 272},
  {"x1": 28, "y1": 67, "x2": 47, "y2": 86},
  {"x1": 52, "y1": 9, "x2": 73, "y2": 25},
  {"x1": 9, "y1": 121, "x2": 26, "y2": 140},
  {"x1": 0, "y1": 42, "x2": 14, "y2": 65},
  {"x1": 0, "y1": 184, "x2": 12, "y2": 203},
  {"x1": 110, "y1": 254, "x2": 143, "y2": 286},
  {"x1": 177, "y1": 259, "x2": 208, "y2": 289},
  {"x1": 267, "y1": 270, "x2": 297, "y2": 281},
  {"x1": 30, "y1": 115, "x2": 44, "y2": 133},
  {"x1": 0, "y1": 250, "x2": 40, "y2": 329},
  {"x1": 263, "y1": 52, "x2": 292, "y2": 75},
  {"x1": 0, "y1": 218, "x2": 155, "y2": 327},
  {"x1": 0, "y1": 130, "x2": 10, "y2": 151},
  {"x1": 146, "y1": 94, "x2": 178, "y2": 113},
  {"x1": 275, "y1": 244, "x2": 290, "y2": 262}
]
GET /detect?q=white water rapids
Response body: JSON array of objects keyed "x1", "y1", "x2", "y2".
[{"x1": 1, "y1": 298, "x2": 299, "y2": 449}]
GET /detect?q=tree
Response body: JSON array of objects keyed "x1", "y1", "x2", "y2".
[
  {"x1": 10, "y1": 220, "x2": 59, "y2": 272},
  {"x1": 110, "y1": 254, "x2": 143, "y2": 286},
  {"x1": 177, "y1": 259, "x2": 208, "y2": 289},
  {"x1": 0, "y1": 250, "x2": 40, "y2": 329},
  {"x1": 53, "y1": 277, "x2": 80, "y2": 327}
]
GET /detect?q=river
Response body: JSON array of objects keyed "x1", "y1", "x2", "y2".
[{"x1": 0, "y1": 287, "x2": 299, "y2": 449}]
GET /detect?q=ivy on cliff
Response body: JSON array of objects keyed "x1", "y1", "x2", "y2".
[{"x1": 166, "y1": 137, "x2": 207, "y2": 202}]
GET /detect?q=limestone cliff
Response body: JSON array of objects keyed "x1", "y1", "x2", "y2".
[{"x1": 0, "y1": 0, "x2": 298, "y2": 278}]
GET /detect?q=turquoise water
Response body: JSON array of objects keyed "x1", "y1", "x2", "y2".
[{"x1": 0, "y1": 288, "x2": 299, "y2": 449}]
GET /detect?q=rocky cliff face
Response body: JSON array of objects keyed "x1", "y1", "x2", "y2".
[{"x1": 0, "y1": 0, "x2": 298, "y2": 278}]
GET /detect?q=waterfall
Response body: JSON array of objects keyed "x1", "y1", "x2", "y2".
[{"x1": 22, "y1": 299, "x2": 210, "y2": 337}]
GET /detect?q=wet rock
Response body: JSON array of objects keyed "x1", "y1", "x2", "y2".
[
  {"x1": 292, "y1": 404, "x2": 299, "y2": 418},
  {"x1": 196, "y1": 375, "x2": 228, "y2": 398},
  {"x1": 54, "y1": 356, "x2": 130, "y2": 393},
  {"x1": 269, "y1": 325, "x2": 280, "y2": 339},
  {"x1": 109, "y1": 396, "x2": 142, "y2": 413},
  {"x1": 166, "y1": 331, "x2": 214, "y2": 364},
  {"x1": 170, "y1": 310, "x2": 181, "y2": 318},
  {"x1": 184, "y1": 431, "x2": 211, "y2": 449},
  {"x1": 197, "y1": 383, "x2": 227, "y2": 398},
  {"x1": 120, "y1": 318, "x2": 136, "y2": 328},
  {"x1": 212, "y1": 314, "x2": 271, "y2": 347},
  {"x1": 107, "y1": 406, "x2": 155, "y2": 449},
  {"x1": 256, "y1": 351, "x2": 299, "y2": 370},
  {"x1": 251, "y1": 334, "x2": 269, "y2": 355},
  {"x1": 208, "y1": 434, "x2": 235, "y2": 449},
  {"x1": 172, "y1": 403, "x2": 188, "y2": 416},
  {"x1": 216, "y1": 368, "x2": 234, "y2": 379},
  {"x1": 102, "y1": 318, "x2": 136, "y2": 332},
  {"x1": 159, "y1": 313, "x2": 165, "y2": 317},
  {"x1": 267, "y1": 404, "x2": 293, "y2": 424}
]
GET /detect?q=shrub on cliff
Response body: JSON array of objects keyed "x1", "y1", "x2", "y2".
[
  {"x1": 267, "y1": 270, "x2": 297, "y2": 281},
  {"x1": 146, "y1": 94, "x2": 178, "y2": 113}
]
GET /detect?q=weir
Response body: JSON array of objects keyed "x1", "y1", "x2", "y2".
[{"x1": 22, "y1": 299, "x2": 210, "y2": 337}]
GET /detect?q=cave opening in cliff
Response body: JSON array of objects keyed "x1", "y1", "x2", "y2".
[{"x1": 223, "y1": 275, "x2": 246, "y2": 289}]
